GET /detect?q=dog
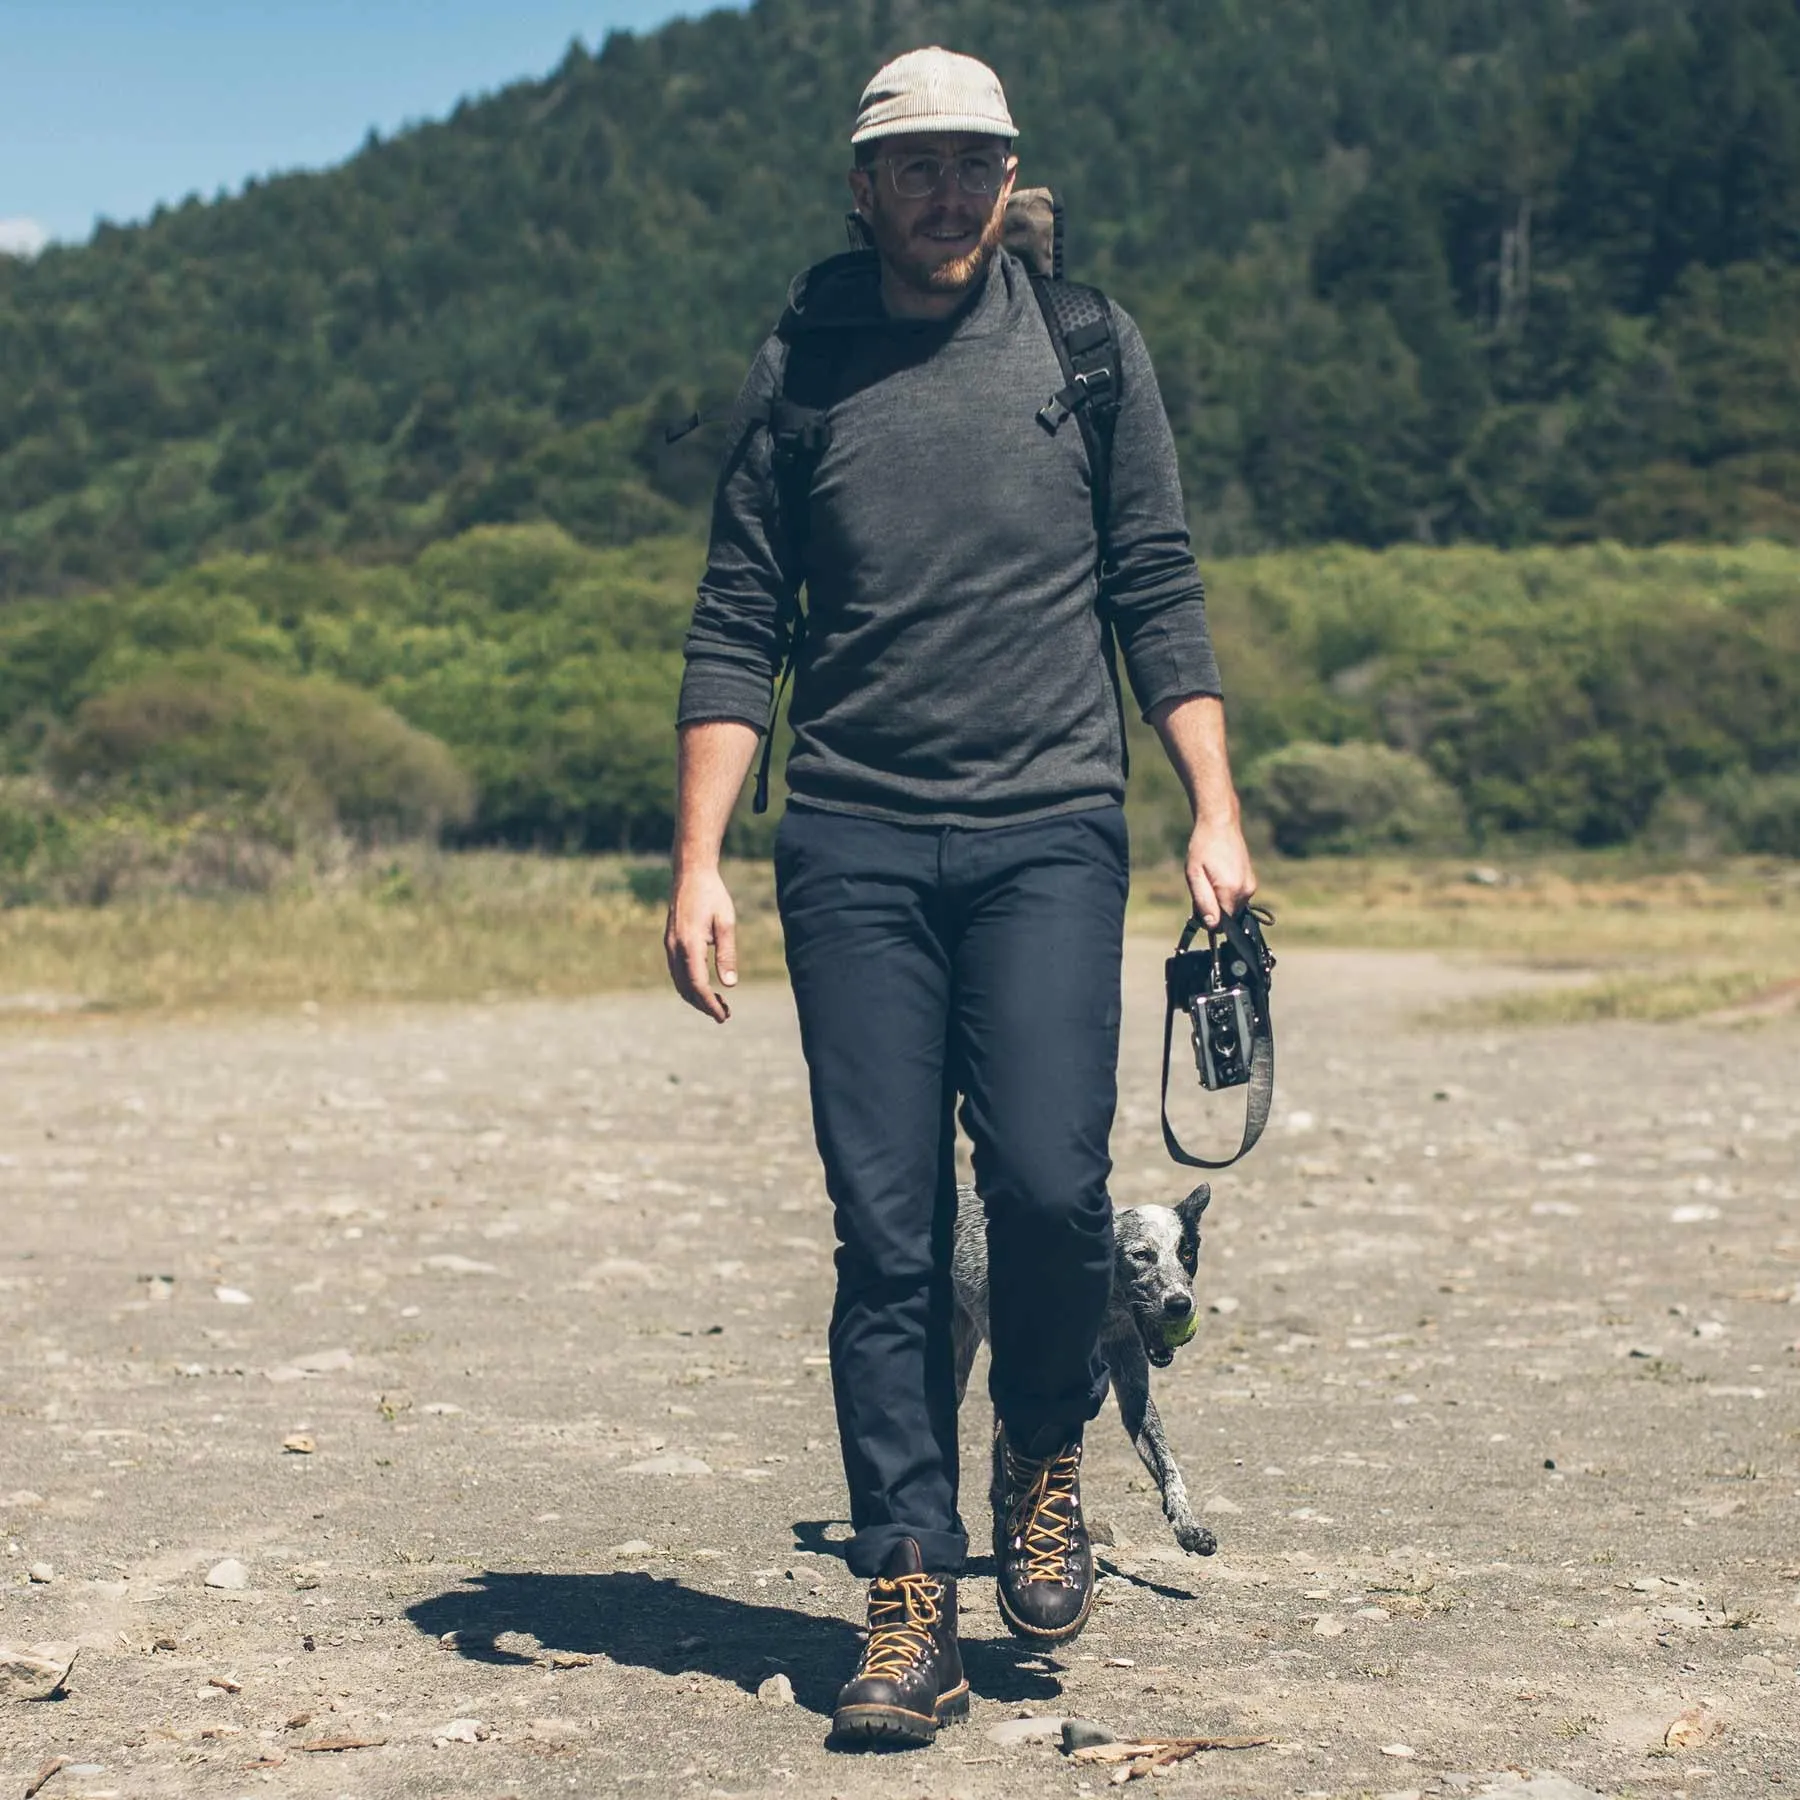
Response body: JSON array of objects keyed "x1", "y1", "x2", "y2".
[{"x1": 949, "y1": 1180, "x2": 1217, "y2": 1557}]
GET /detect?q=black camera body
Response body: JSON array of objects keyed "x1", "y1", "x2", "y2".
[{"x1": 1164, "y1": 913, "x2": 1275, "y2": 1093}]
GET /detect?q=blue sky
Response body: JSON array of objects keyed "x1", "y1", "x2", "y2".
[{"x1": 1, "y1": 1, "x2": 744, "y2": 254}]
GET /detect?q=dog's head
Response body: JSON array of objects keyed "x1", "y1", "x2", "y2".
[{"x1": 1114, "y1": 1183, "x2": 1210, "y2": 1369}]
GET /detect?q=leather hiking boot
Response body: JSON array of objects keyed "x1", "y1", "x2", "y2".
[
  {"x1": 831, "y1": 1538, "x2": 968, "y2": 1748},
  {"x1": 992, "y1": 1426, "x2": 1095, "y2": 1643}
]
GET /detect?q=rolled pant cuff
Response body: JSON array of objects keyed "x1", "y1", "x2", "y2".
[{"x1": 845, "y1": 1524, "x2": 969, "y2": 1580}]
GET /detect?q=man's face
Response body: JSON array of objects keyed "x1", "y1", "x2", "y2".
[{"x1": 848, "y1": 133, "x2": 1016, "y2": 300}]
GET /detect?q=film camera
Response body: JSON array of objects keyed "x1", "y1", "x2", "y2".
[
  {"x1": 1160, "y1": 907, "x2": 1277, "y2": 1170},
  {"x1": 1165, "y1": 910, "x2": 1274, "y2": 1090}
]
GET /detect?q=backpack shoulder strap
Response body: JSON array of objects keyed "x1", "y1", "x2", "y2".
[
  {"x1": 1027, "y1": 274, "x2": 1121, "y2": 535},
  {"x1": 753, "y1": 266, "x2": 870, "y2": 813},
  {"x1": 1028, "y1": 274, "x2": 1130, "y2": 776}
]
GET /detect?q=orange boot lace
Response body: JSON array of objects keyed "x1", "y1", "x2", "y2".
[{"x1": 1002, "y1": 1439, "x2": 1083, "y2": 1583}]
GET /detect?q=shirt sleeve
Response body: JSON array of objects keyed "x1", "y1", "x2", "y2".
[
  {"x1": 676, "y1": 336, "x2": 796, "y2": 733},
  {"x1": 1100, "y1": 303, "x2": 1223, "y2": 715}
]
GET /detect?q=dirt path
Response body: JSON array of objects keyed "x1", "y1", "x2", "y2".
[{"x1": 3, "y1": 945, "x2": 1797, "y2": 1800}]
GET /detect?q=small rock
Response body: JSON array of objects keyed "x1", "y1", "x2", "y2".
[
  {"x1": 2, "y1": 1491, "x2": 44, "y2": 1507},
  {"x1": 623, "y1": 1454, "x2": 713, "y2": 1477},
  {"x1": 295, "y1": 1348, "x2": 355, "y2": 1374},
  {"x1": 1062, "y1": 1718, "x2": 1118, "y2": 1751},
  {"x1": 1357, "y1": 1606, "x2": 1392, "y2": 1621},
  {"x1": 1468, "y1": 1779, "x2": 1610, "y2": 1800},
  {"x1": 1203, "y1": 1493, "x2": 1243, "y2": 1515},
  {"x1": 204, "y1": 1558, "x2": 249, "y2": 1590},
  {"x1": 281, "y1": 1435, "x2": 316, "y2": 1455},
  {"x1": 421, "y1": 1402, "x2": 463, "y2": 1416},
  {"x1": 1209, "y1": 1295, "x2": 1241, "y2": 1315},
  {"x1": 423, "y1": 1254, "x2": 499, "y2": 1276},
  {"x1": 63, "y1": 1765, "x2": 105, "y2": 1778},
  {"x1": 1465, "y1": 864, "x2": 1504, "y2": 886},
  {"x1": 27, "y1": 1562, "x2": 54, "y2": 1583},
  {"x1": 757, "y1": 1673, "x2": 795, "y2": 1707},
  {"x1": 1086, "y1": 1514, "x2": 1118, "y2": 1547},
  {"x1": 1381, "y1": 1743, "x2": 1417, "y2": 1757},
  {"x1": 1664, "y1": 1705, "x2": 1724, "y2": 1750},
  {"x1": 609, "y1": 1539, "x2": 654, "y2": 1558},
  {"x1": 213, "y1": 1286, "x2": 253, "y2": 1305},
  {"x1": 0, "y1": 1642, "x2": 78, "y2": 1699},
  {"x1": 1312, "y1": 1614, "x2": 1347, "y2": 1638},
  {"x1": 987, "y1": 1715, "x2": 1068, "y2": 1745},
  {"x1": 524, "y1": 1716, "x2": 584, "y2": 1743},
  {"x1": 1671, "y1": 1204, "x2": 1722, "y2": 1224},
  {"x1": 1738, "y1": 1653, "x2": 1777, "y2": 1679},
  {"x1": 432, "y1": 1717, "x2": 489, "y2": 1745},
  {"x1": 1693, "y1": 1320, "x2": 1727, "y2": 1339}
]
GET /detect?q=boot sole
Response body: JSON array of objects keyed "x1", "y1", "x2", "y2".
[
  {"x1": 996, "y1": 1579, "x2": 1096, "y2": 1645},
  {"x1": 831, "y1": 1682, "x2": 970, "y2": 1749}
]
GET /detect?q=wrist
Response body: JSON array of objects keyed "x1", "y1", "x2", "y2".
[
  {"x1": 1189, "y1": 800, "x2": 1242, "y2": 835},
  {"x1": 672, "y1": 841, "x2": 722, "y2": 880}
]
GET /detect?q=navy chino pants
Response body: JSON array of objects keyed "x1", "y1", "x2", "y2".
[{"x1": 774, "y1": 801, "x2": 1129, "y2": 1578}]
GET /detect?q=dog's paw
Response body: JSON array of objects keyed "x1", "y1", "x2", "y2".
[{"x1": 1173, "y1": 1520, "x2": 1217, "y2": 1557}]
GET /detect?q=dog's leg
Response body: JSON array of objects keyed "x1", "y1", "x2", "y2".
[
  {"x1": 1110, "y1": 1337, "x2": 1215, "y2": 1556},
  {"x1": 952, "y1": 1308, "x2": 981, "y2": 1409}
]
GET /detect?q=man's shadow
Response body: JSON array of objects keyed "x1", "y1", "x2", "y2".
[{"x1": 407, "y1": 1523, "x2": 1063, "y2": 1720}]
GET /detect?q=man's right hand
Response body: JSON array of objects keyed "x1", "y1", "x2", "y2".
[{"x1": 665, "y1": 864, "x2": 739, "y2": 1023}]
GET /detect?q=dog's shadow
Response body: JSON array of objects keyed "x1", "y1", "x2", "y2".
[{"x1": 407, "y1": 1524, "x2": 1063, "y2": 1720}]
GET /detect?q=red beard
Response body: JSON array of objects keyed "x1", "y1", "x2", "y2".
[{"x1": 868, "y1": 196, "x2": 1008, "y2": 300}]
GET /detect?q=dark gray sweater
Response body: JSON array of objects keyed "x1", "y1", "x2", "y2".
[{"x1": 677, "y1": 250, "x2": 1221, "y2": 826}]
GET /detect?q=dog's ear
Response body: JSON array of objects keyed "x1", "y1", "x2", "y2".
[{"x1": 1176, "y1": 1183, "x2": 1210, "y2": 1273}]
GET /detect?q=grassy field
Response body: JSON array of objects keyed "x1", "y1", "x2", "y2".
[
  {"x1": 0, "y1": 847, "x2": 1793, "y2": 1025},
  {"x1": 1134, "y1": 853, "x2": 1800, "y2": 1024},
  {"x1": 0, "y1": 851, "x2": 785, "y2": 1018}
]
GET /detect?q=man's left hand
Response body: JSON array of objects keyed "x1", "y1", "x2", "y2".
[{"x1": 1185, "y1": 818, "x2": 1257, "y2": 928}]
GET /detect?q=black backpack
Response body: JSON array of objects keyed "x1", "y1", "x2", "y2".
[{"x1": 752, "y1": 188, "x2": 1128, "y2": 813}]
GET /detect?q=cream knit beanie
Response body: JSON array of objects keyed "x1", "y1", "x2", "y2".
[{"x1": 851, "y1": 46, "x2": 1017, "y2": 147}]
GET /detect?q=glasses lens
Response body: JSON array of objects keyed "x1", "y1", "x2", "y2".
[
  {"x1": 887, "y1": 152, "x2": 1008, "y2": 199},
  {"x1": 956, "y1": 154, "x2": 1006, "y2": 194},
  {"x1": 890, "y1": 156, "x2": 940, "y2": 199}
]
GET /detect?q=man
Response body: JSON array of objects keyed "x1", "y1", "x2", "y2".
[{"x1": 665, "y1": 47, "x2": 1254, "y2": 1747}]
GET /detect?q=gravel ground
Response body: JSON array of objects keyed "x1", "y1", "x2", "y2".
[{"x1": 2, "y1": 944, "x2": 1797, "y2": 1800}]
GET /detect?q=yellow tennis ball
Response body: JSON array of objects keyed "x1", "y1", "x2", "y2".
[{"x1": 1162, "y1": 1311, "x2": 1199, "y2": 1349}]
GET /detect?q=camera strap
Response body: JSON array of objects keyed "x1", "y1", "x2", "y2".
[{"x1": 1160, "y1": 908, "x2": 1276, "y2": 1170}]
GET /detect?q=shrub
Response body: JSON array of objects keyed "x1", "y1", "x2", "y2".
[
  {"x1": 1718, "y1": 772, "x2": 1800, "y2": 857},
  {"x1": 50, "y1": 656, "x2": 475, "y2": 840},
  {"x1": 1243, "y1": 740, "x2": 1465, "y2": 856}
]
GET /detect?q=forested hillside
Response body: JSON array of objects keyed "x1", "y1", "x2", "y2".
[
  {"x1": 3, "y1": 528, "x2": 1794, "y2": 871},
  {"x1": 3, "y1": 0, "x2": 1798, "y2": 597}
]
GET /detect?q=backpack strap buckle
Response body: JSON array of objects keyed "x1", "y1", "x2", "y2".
[
  {"x1": 770, "y1": 399, "x2": 833, "y2": 467},
  {"x1": 1036, "y1": 365, "x2": 1114, "y2": 434}
]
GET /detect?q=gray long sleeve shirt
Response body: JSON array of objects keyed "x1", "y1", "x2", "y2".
[{"x1": 677, "y1": 249, "x2": 1222, "y2": 826}]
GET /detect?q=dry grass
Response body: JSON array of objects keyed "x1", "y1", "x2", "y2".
[
  {"x1": 0, "y1": 852, "x2": 783, "y2": 1020},
  {"x1": 1131, "y1": 854, "x2": 1800, "y2": 1025},
  {"x1": 0, "y1": 848, "x2": 1793, "y2": 1025}
]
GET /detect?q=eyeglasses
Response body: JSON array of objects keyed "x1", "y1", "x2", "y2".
[{"x1": 877, "y1": 150, "x2": 1013, "y2": 200}]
